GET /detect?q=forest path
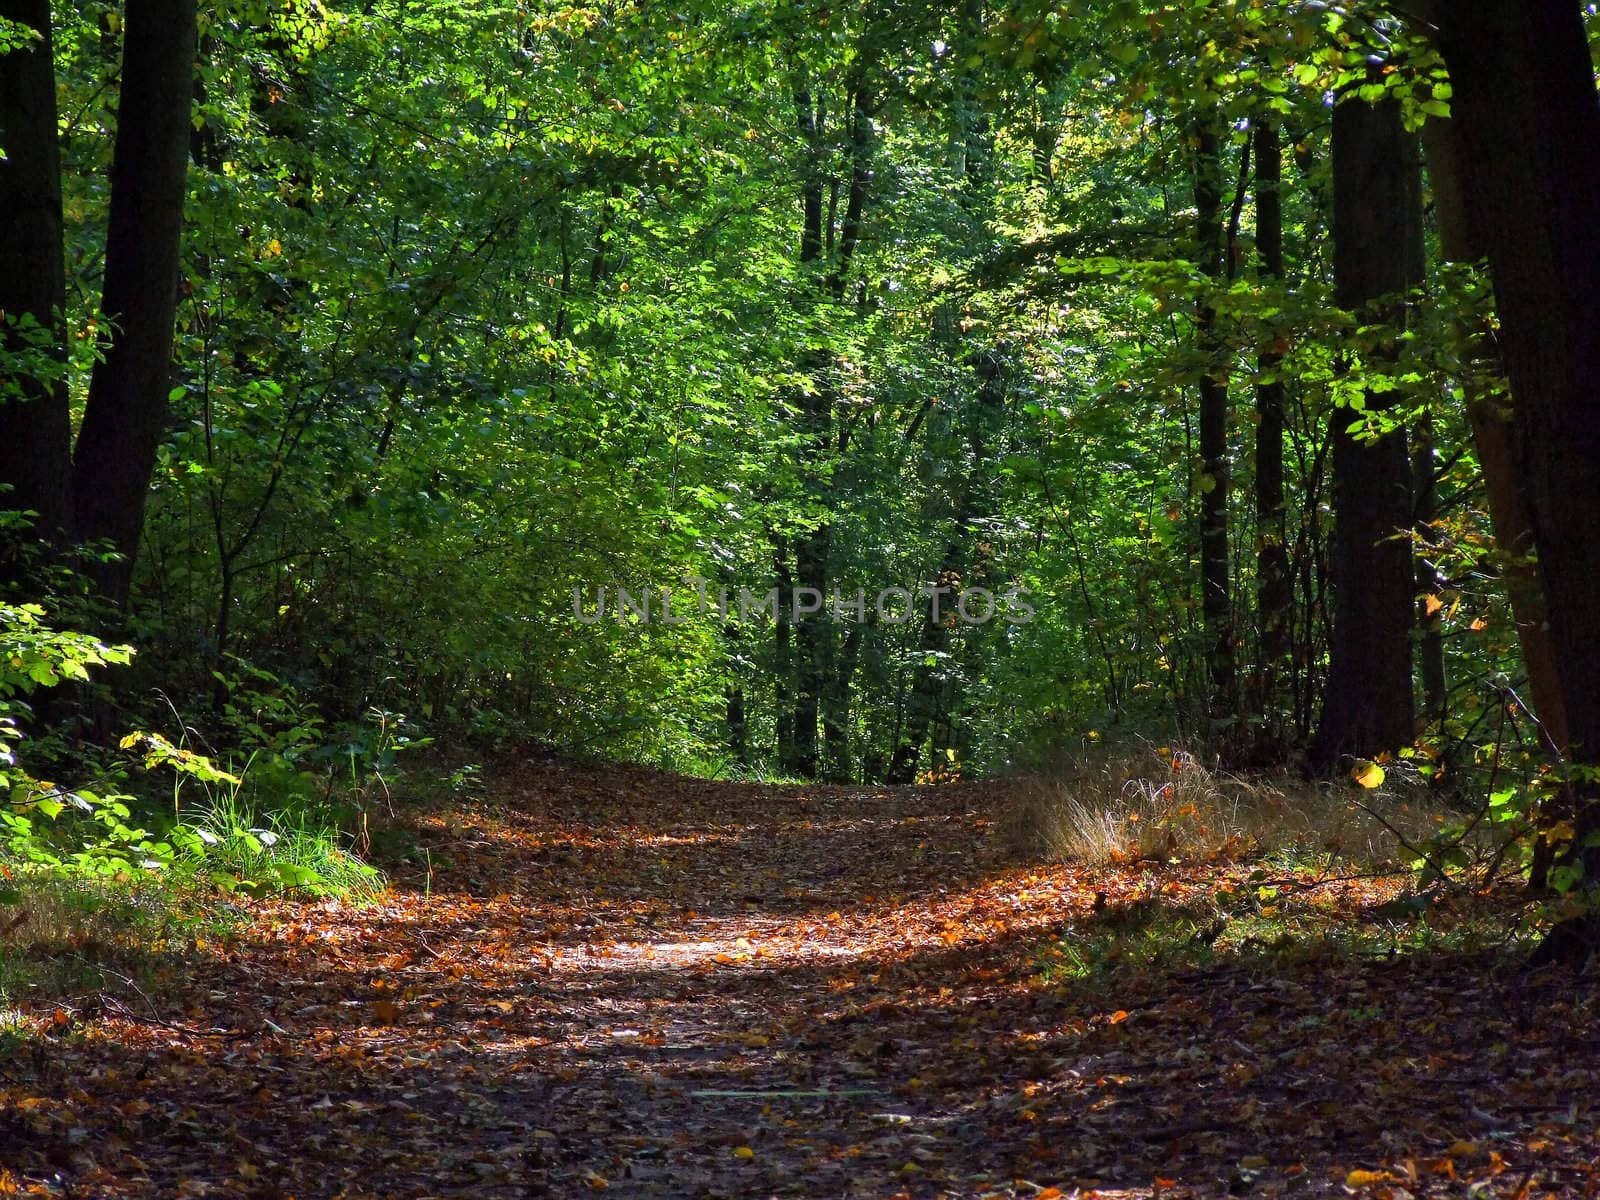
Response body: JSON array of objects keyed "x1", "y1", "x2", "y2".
[{"x1": 3, "y1": 756, "x2": 1591, "y2": 1198}]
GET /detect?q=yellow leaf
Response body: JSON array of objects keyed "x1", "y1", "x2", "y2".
[
  {"x1": 1446, "y1": 1141, "x2": 1478, "y2": 1157},
  {"x1": 1346, "y1": 1168, "x2": 1394, "y2": 1187},
  {"x1": 733, "y1": 1146, "x2": 754, "y2": 1160},
  {"x1": 1352, "y1": 760, "x2": 1385, "y2": 789}
]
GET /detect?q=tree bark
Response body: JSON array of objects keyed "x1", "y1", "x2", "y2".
[
  {"x1": 1192, "y1": 115, "x2": 1236, "y2": 724},
  {"x1": 1432, "y1": 1, "x2": 1600, "y2": 953},
  {"x1": 1309, "y1": 86, "x2": 1421, "y2": 769},
  {"x1": 1418, "y1": 109, "x2": 1568, "y2": 757},
  {"x1": 1252, "y1": 119, "x2": 1293, "y2": 741},
  {"x1": 0, "y1": 0, "x2": 73, "y2": 585},
  {"x1": 71, "y1": 0, "x2": 199, "y2": 607},
  {"x1": 773, "y1": 539, "x2": 795, "y2": 770}
]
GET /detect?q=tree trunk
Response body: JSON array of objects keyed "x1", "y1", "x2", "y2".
[
  {"x1": 1432, "y1": 1, "x2": 1600, "y2": 955},
  {"x1": 1418, "y1": 109, "x2": 1568, "y2": 758},
  {"x1": 1309, "y1": 86, "x2": 1421, "y2": 769},
  {"x1": 70, "y1": 0, "x2": 199, "y2": 607},
  {"x1": 887, "y1": 559, "x2": 957, "y2": 785},
  {"x1": 791, "y1": 518, "x2": 827, "y2": 779},
  {"x1": 1252, "y1": 119, "x2": 1293, "y2": 741},
  {"x1": 821, "y1": 618, "x2": 864, "y2": 782},
  {"x1": 773, "y1": 539, "x2": 795, "y2": 770},
  {"x1": 726, "y1": 685, "x2": 748, "y2": 767},
  {"x1": 0, "y1": 0, "x2": 73, "y2": 586},
  {"x1": 1192, "y1": 115, "x2": 1236, "y2": 725}
]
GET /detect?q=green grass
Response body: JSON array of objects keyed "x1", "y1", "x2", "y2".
[{"x1": 174, "y1": 790, "x2": 383, "y2": 899}]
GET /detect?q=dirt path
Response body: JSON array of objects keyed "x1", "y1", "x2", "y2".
[{"x1": 2, "y1": 758, "x2": 1595, "y2": 1198}]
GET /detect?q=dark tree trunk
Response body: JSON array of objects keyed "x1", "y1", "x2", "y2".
[
  {"x1": 1432, "y1": 1, "x2": 1600, "y2": 954},
  {"x1": 726, "y1": 685, "x2": 748, "y2": 766},
  {"x1": 773, "y1": 539, "x2": 795, "y2": 769},
  {"x1": 821, "y1": 618, "x2": 864, "y2": 782},
  {"x1": 791, "y1": 518, "x2": 828, "y2": 779},
  {"x1": 0, "y1": 0, "x2": 73, "y2": 586},
  {"x1": 1418, "y1": 109, "x2": 1568, "y2": 758},
  {"x1": 1309, "y1": 87, "x2": 1421, "y2": 769},
  {"x1": 887, "y1": 559, "x2": 957, "y2": 785},
  {"x1": 1192, "y1": 115, "x2": 1236, "y2": 724},
  {"x1": 1252, "y1": 119, "x2": 1293, "y2": 738},
  {"x1": 788, "y1": 82, "x2": 829, "y2": 779},
  {"x1": 70, "y1": 0, "x2": 199, "y2": 607}
]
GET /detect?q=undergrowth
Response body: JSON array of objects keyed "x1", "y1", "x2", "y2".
[
  {"x1": 0, "y1": 871, "x2": 239, "y2": 1009},
  {"x1": 1008, "y1": 744, "x2": 1461, "y2": 870}
]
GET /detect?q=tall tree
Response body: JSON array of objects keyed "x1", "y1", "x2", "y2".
[
  {"x1": 1192, "y1": 113, "x2": 1236, "y2": 725},
  {"x1": 1252, "y1": 118, "x2": 1292, "y2": 742},
  {"x1": 0, "y1": 0, "x2": 73, "y2": 585},
  {"x1": 1309, "y1": 82, "x2": 1422, "y2": 769},
  {"x1": 1431, "y1": 0, "x2": 1600, "y2": 948},
  {"x1": 71, "y1": 0, "x2": 200, "y2": 606},
  {"x1": 1416, "y1": 45, "x2": 1567, "y2": 761}
]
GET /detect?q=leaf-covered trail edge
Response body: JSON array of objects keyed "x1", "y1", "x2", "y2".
[{"x1": 3, "y1": 756, "x2": 1597, "y2": 1198}]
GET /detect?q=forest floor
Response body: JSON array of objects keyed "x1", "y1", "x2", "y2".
[{"x1": 1, "y1": 756, "x2": 1597, "y2": 1199}]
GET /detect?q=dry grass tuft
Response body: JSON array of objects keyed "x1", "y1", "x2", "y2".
[{"x1": 1007, "y1": 745, "x2": 1449, "y2": 868}]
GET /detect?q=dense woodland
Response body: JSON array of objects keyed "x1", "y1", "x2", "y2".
[
  {"x1": 6, "y1": 0, "x2": 1600, "y2": 875},
  {"x1": 3, "y1": 2, "x2": 1600, "y2": 1195}
]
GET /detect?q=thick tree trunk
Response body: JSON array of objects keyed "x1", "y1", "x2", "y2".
[
  {"x1": 0, "y1": 0, "x2": 73, "y2": 585},
  {"x1": 1192, "y1": 116, "x2": 1236, "y2": 725},
  {"x1": 71, "y1": 0, "x2": 199, "y2": 606},
  {"x1": 1309, "y1": 87, "x2": 1421, "y2": 769},
  {"x1": 1433, "y1": 1, "x2": 1600, "y2": 954},
  {"x1": 1252, "y1": 119, "x2": 1293, "y2": 740},
  {"x1": 1418, "y1": 110, "x2": 1569, "y2": 758}
]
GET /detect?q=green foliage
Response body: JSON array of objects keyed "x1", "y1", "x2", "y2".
[
  {"x1": 2, "y1": 0, "x2": 1578, "y2": 905},
  {"x1": 0, "y1": 606, "x2": 376, "y2": 898}
]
